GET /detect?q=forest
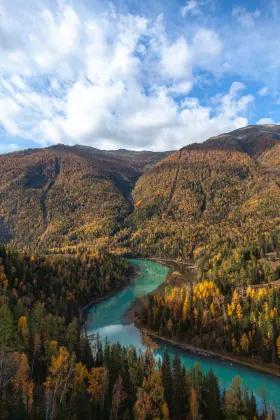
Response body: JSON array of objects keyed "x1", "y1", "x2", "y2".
[
  {"x1": 1, "y1": 244, "x2": 277, "y2": 419},
  {"x1": 137, "y1": 199, "x2": 280, "y2": 365}
]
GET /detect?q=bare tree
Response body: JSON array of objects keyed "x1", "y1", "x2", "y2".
[{"x1": 0, "y1": 351, "x2": 20, "y2": 394}]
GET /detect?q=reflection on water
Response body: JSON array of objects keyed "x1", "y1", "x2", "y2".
[{"x1": 88, "y1": 259, "x2": 280, "y2": 411}]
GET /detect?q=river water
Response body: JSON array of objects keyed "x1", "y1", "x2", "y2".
[{"x1": 88, "y1": 259, "x2": 280, "y2": 411}]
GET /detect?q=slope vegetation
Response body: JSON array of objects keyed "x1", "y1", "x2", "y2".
[
  {"x1": 0, "y1": 145, "x2": 170, "y2": 250},
  {"x1": 1, "y1": 124, "x2": 280, "y2": 259},
  {"x1": 128, "y1": 124, "x2": 280, "y2": 262}
]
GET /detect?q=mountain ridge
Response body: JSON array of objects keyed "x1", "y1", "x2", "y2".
[{"x1": 1, "y1": 124, "x2": 280, "y2": 253}]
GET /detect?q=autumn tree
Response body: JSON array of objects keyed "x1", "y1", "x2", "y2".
[
  {"x1": 134, "y1": 370, "x2": 166, "y2": 420},
  {"x1": 110, "y1": 375, "x2": 124, "y2": 420},
  {"x1": 44, "y1": 346, "x2": 76, "y2": 420}
]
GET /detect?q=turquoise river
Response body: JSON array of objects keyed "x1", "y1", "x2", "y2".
[{"x1": 88, "y1": 259, "x2": 280, "y2": 411}]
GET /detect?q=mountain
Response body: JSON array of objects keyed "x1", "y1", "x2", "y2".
[
  {"x1": 1, "y1": 124, "x2": 280, "y2": 256},
  {"x1": 0, "y1": 144, "x2": 171, "y2": 250},
  {"x1": 128, "y1": 124, "x2": 280, "y2": 259},
  {"x1": 186, "y1": 124, "x2": 280, "y2": 157}
]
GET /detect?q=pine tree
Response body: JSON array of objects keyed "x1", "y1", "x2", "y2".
[
  {"x1": 172, "y1": 353, "x2": 184, "y2": 420},
  {"x1": 202, "y1": 369, "x2": 221, "y2": 419},
  {"x1": 161, "y1": 348, "x2": 172, "y2": 414}
]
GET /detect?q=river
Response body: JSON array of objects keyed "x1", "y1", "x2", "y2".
[{"x1": 88, "y1": 259, "x2": 280, "y2": 411}]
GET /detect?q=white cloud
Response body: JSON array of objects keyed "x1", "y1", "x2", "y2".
[
  {"x1": 181, "y1": 1, "x2": 202, "y2": 17},
  {"x1": 0, "y1": 2, "x2": 255, "y2": 151},
  {"x1": 192, "y1": 28, "x2": 223, "y2": 73},
  {"x1": 181, "y1": 97, "x2": 199, "y2": 108},
  {"x1": 258, "y1": 86, "x2": 268, "y2": 96},
  {"x1": 0, "y1": 143, "x2": 20, "y2": 153},
  {"x1": 10, "y1": 75, "x2": 29, "y2": 91},
  {"x1": 165, "y1": 81, "x2": 193, "y2": 95},
  {"x1": 218, "y1": 82, "x2": 254, "y2": 119},
  {"x1": 232, "y1": 7, "x2": 260, "y2": 27},
  {"x1": 161, "y1": 37, "x2": 192, "y2": 80},
  {"x1": 257, "y1": 118, "x2": 275, "y2": 125},
  {"x1": 193, "y1": 29, "x2": 222, "y2": 57}
]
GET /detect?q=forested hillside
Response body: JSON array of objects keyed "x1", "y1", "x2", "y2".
[
  {"x1": 129, "y1": 124, "x2": 280, "y2": 260},
  {"x1": 1, "y1": 125, "x2": 280, "y2": 261},
  {"x1": 0, "y1": 145, "x2": 170, "y2": 251}
]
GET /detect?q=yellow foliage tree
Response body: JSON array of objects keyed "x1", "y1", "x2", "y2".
[
  {"x1": 44, "y1": 346, "x2": 75, "y2": 419},
  {"x1": 14, "y1": 353, "x2": 34, "y2": 413},
  {"x1": 74, "y1": 362, "x2": 88, "y2": 395},
  {"x1": 18, "y1": 316, "x2": 29, "y2": 346},
  {"x1": 276, "y1": 336, "x2": 280, "y2": 359},
  {"x1": 88, "y1": 367, "x2": 107, "y2": 402},
  {"x1": 240, "y1": 333, "x2": 249, "y2": 353}
]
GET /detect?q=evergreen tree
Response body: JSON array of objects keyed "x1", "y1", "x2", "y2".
[
  {"x1": 202, "y1": 369, "x2": 221, "y2": 419},
  {"x1": 161, "y1": 348, "x2": 173, "y2": 414}
]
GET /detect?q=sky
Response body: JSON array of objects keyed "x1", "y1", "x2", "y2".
[{"x1": 0, "y1": 0, "x2": 280, "y2": 153}]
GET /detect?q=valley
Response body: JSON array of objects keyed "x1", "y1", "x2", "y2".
[{"x1": 1, "y1": 124, "x2": 280, "y2": 418}]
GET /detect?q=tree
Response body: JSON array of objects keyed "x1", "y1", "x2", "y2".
[
  {"x1": 14, "y1": 353, "x2": 34, "y2": 415},
  {"x1": 172, "y1": 353, "x2": 185, "y2": 420},
  {"x1": 276, "y1": 336, "x2": 280, "y2": 359},
  {"x1": 134, "y1": 370, "x2": 166, "y2": 420},
  {"x1": 0, "y1": 304, "x2": 20, "y2": 404},
  {"x1": 161, "y1": 349, "x2": 172, "y2": 413},
  {"x1": 74, "y1": 362, "x2": 88, "y2": 395},
  {"x1": 0, "y1": 304, "x2": 18, "y2": 351},
  {"x1": 18, "y1": 316, "x2": 29, "y2": 348},
  {"x1": 110, "y1": 375, "x2": 124, "y2": 420},
  {"x1": 44, "y1": 346, "x2": 76, "y2": 420},
  {"x1": 240, "y1": 333, "x2": 250, "y2": 354},
  {"x1": 88, "y1": 367, "x2": 108, "y2": 404},
  {"x1": 223, "y1": 376, "x2": 246, "y2": 418},
  {"x1": 0, "y1": 351, "x2": 19, "y2": 395},
  {"x1": 202, "y1": 369, "x2": 221, "y2": 420},
  {"x1": 162, "y1": 402, "x2": 170, "y2": 420},
  {"x1": 248, "y1": 392, "x2": 257, "y2": 420},
  {"x1": 190, "y1": 386, "x2": 199, "y2": 420}
]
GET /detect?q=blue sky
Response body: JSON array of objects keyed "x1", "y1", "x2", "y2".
[{"x1": 0, "y1": 0, "x2": 280, "y2": 153}]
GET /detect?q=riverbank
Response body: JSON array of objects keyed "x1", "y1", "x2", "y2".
[
  {"x1": 81, "y1": 263, "x2": 137, "y2": 312},
  {"x1": 145, "y1": 257, "x2": 197, "y2": 276},
  {"x1": 138, "y1": 326, "x2": 280, "y2": 378},
  {"x1": 135, "y1": 259, "x2": 280, "y2": 379},
  {"x1": 121, "y1": 258, "x2": 190, "y2": 323}
]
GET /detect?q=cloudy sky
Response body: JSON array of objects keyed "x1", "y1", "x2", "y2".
[{"x1": 0, "y1": 0, "x2": 280, "y2": 153}]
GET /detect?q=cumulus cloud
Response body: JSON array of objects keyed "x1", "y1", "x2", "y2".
[
  {"x1": 218, "y1": 82, "x2": 254, "y2": 119},
  {"x1": 193, "y1": 29, "x2": 222, "y2": 57},
  {"x1": 161, "y1": 37, "x2": 192, "y2": 80},
  {"x1": 0, "y1": 1, "x2": 255, "y2": 151}
]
